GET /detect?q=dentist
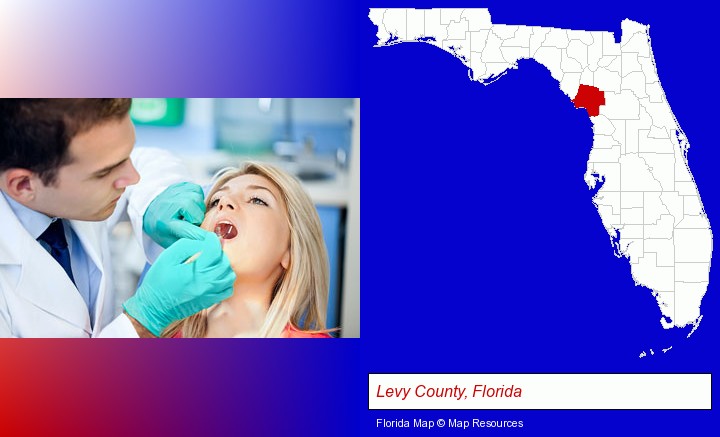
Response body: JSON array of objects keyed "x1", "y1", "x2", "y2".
[{"x1": 0, "y1": 99, "x2": 235, "y2": 337}]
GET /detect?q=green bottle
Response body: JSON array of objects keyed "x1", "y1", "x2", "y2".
[{"x1": 130, "y1": 98, "x2": 185, "y2": 126}]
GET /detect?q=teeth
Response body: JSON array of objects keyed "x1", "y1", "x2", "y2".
[{"x1": 214, "y1": 222, "x2": 237, "y2": 239}]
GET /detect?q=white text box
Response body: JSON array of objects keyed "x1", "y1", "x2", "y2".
[{"x1": 369, "y1": 373, "x2": 711, "y2": 409}]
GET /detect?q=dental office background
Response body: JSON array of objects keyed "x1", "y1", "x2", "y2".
[{"x1": 112, "y1": 98, "x2": 360, "y2": 337}]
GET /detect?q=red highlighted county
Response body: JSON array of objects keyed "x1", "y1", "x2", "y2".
[{"x1": 572, "y1": 84, "x2": 605, "y2": 117}]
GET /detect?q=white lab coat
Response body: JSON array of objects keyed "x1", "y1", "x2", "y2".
[{"x1": 0, "y1": 147, "x2": 190, "y2": 337}]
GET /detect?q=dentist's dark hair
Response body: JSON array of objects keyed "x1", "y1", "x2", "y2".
[{"x1": 0, "y1": 99, "x2": 132, "y2": 185}]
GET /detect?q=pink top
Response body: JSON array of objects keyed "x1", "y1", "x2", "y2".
[
  {"x1": 283, "y1": 324, "x2": 332, "y2": 338},
  {"x1": 171, "y1": 323, "x2": 332, "y2": 338}
]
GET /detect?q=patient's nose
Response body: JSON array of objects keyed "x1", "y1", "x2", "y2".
[{"x1": 218, "y1": 198, "x2": 235, "y2": 211}]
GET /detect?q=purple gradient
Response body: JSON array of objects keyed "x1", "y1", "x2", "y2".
[
  {"x1": 0, "y1": 0, "x2": 362, "y2": 96},
  {"x1": 0, "y1": 340, "x2": 363, "y2": 435}
]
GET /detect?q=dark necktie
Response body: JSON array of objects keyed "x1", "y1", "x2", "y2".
[{"x1": 38, "y1": 219, "x2": 75, "y2": 284}]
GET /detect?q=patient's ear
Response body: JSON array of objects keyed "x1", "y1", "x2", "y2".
[
  {"x1": 281, "y1": 249, "x2": 290, "y2": 270},
  {"x1": 2, "y1": 168, "x2": 37, "y2": 203}
]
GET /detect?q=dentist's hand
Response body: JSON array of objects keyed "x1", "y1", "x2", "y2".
[
  {"x1": 143, "y1": 182, "x2": 207, "y2": 248},
  {"x1": 123, "y1": 231, "x2": 236, "y2": 337}
]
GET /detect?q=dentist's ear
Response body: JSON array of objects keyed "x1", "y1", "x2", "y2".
[{"x1": 2, "y1": 168, "x2": 37, "y2": 203}]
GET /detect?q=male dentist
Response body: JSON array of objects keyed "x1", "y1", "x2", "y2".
[{"x1": 0, "y1": 99, "x2": 234, "y2": 337}]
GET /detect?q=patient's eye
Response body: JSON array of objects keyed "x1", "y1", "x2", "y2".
[
  {"x1": 209, "y1": 197, "x2": 220, "y2": 208},
  {"x1": 250, "y1": 196, "x2": 268, "y2": 206}
]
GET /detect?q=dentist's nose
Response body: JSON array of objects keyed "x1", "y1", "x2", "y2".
[{"x1": 114, "y1": 161, "x2": 140, "y2": 189}]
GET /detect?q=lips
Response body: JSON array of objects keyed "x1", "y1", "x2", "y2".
[{"x1": 214, "y1": 220, "x2": 238, "y2": 240}]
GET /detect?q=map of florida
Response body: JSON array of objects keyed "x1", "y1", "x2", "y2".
[{"x1": 369, "y1": 8, "x2": 712, "y2": 334}]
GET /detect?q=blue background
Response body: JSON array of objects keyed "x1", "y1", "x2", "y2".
[
  {"x1": 362, "y1": 1, "x2": 717, "y2": 433},
  {"x1": 0, "y1": 0, "x2": 716, "y2": 435}
]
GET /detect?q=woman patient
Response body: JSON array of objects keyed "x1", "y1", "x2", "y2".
[{"x1": 163, "y1": 162, "x2": 332, "y2": 338}]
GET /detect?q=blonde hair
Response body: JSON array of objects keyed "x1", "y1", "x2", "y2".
[{"x1": 163, "y1": 161, "x2": 330, "y2": 338}]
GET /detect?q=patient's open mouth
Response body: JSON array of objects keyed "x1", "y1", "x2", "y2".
[{"x1": 214, "y1": 221, "x2": 238, "y2": 240}]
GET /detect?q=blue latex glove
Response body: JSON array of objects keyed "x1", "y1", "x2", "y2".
[
  {"x1": 143, "y1": 182, "x2": 207, "y2": 248},
  {"x1": 123, "y1": 231, "x2": 236, "y2": 336}
]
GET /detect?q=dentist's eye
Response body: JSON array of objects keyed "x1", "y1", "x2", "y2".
[
  {"x1": 250, "y1": 196, "x2": 268, "y2": 206},
  {"x1": 94, "y1": 168, "x2": 114, "y2": 179}
]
